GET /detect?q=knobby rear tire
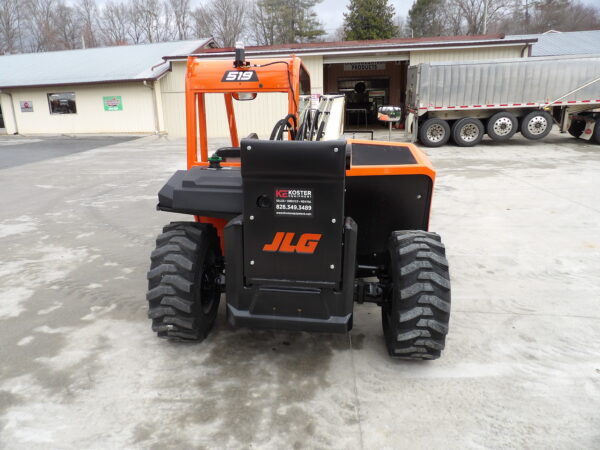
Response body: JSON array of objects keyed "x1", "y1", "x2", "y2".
[
  {"x1": 147, "y1": 222, "x2": 221, "y2": 342},
  {"x1": 382, "y1": 231, "x2": 451, "y2": 359}
]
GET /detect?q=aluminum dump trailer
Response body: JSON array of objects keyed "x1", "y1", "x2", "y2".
[{"x1": 406, "y1": 54, "x2": 600, "y2": 147}]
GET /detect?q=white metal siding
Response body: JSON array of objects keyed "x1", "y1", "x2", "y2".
[
  {"x1": 6, "y1": 82, "x2": 155, "y2": 134},
  {"x1": 160, "y1": 61, "x2": 187, "y2": 94},
  {"x1": 302, "y1": 55, "x2": 324, "y2": 94},
  {"x1": 409, "y1": 46, "x2": 525, "y2": 65}
]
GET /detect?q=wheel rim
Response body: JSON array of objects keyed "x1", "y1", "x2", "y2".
[
  {"x1": 460, "y1": 123, "x2": 480, "y2": 142},
  {"x1": 200, "y1": 252, "x2": 219, "y2": 314},
  {"x1": 426, "y1": 124, "x2": 445, "y2": 143},
  {"x1": 493, "y1": 117, "x2": 513, "y2": 136},
  {"x1": 527, "y1": 116, "x2": 548, "y2": 135}
]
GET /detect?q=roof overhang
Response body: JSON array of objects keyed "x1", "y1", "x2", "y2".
[
  {"x1": 0, "y1": 37, "x2": 216, "y2": 90},
  {"x1": 162, "y1": 37, "x2": 538, "y2": 61},
  {"x1": 0, "y1": 77, "x2": 161, "y2": 90}
]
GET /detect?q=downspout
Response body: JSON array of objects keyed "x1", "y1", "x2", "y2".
[
  {"x1": 143, "y1": 80, "x2": 160, "y2": 134},
  {"x1": 0, "y1": 91, "x2": 19, "y2": 134}
]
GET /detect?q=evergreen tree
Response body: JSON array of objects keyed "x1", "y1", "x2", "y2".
[
  {"x1": 407, "y1": 0, "x2": 446, "y2": 38},
  {"x1": 343, "y1": 0, "x2": 398, "y2": 41},
  {"x1": 251, "y1": 0, "x2": 325, "y2": 45}
]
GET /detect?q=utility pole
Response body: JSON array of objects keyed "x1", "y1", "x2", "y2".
[{"x1": 483, "y1": 0, "x2": 489, "y2": 34}]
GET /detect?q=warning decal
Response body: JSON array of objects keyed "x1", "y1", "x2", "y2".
[{"x1": 274, "y1": 188, "x2": 314, "y2": 217}]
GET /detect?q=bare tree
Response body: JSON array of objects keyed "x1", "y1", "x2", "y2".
[
  {"x1": 55, "y1": 2, "x2": 80, "y2": 49},
  {"x1": 194, "y1": 0, "x2": 247, "y2": 47},
  {"x1": 129, "y1": 0, "x2": 173, "y2": 43},
  {"x1": 450, "y1": 0, "x2": 509, "y2": 35},
  {"x1": 0, "y1": 0, "x2": 20, "y2": 54},
  {"x1": 75, "y1": 0, "x2": 99, "y2": 48},
  {"x1": 26, "y1": 0, "x2": 60, "y2": 51},
  {"x1": 168, "y1": 0, "x2": 191, "y2": 40},
  {"x1": 99, "y1": 1, "x2": 129, "y2": 45},
  {"x1": 127, "y1": 0, "x2": 145, "y2": 43},
  {"x1": 560, "y1": 2, "x2": 600, "y2": 31}
]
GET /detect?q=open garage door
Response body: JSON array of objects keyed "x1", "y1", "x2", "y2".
[{"x1": 323, "y1": 56, "x2": 409, "y2": 128}]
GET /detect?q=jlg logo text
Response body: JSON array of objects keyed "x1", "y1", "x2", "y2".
[{"x1": 263, "y1": 232, "x2": 322, "y2": 254}]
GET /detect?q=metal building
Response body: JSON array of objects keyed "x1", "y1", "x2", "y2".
[
  {"x1": 0, "y1": 39, "x2": 214, "y2": 136},
  {"x1": 159, "y1": 34, "x2": 536, "y2": 137},
  {"x1": 0, "y1": 34, "x2": 537, "y2": 138},
  {"x1": 510, "y1": 30, "x2": 600, "y2": 57}
]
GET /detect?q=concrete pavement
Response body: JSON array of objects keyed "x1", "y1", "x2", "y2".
[{"x1": 0, "y1": 132, "x2": 599, "y2": 449}]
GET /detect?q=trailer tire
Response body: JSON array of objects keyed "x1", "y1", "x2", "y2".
[
  {"x1": 568, "y1": 118, "x2": 586, "y2": 138},
  {"x1": 147, "y1": 222, "x2": 222, "y2": 342},
  {"x1": 487, "y1": 112, "x2": 518, "y2": 141},
  {"x1": 593, "y1": 118, "x2": 600, "y2": 144},
  {"x1": 452, "y1": 118, "x2": 484, "y2": 147},
  {"x1": 419, "y1": 118, "x2": 450, "y2": 147},
  {"x1": 382, "y1": 231, "x2": 451, "y2": 360},
  {"x1": 521, "y1": 111, "x2": 553, "y2": 140}
]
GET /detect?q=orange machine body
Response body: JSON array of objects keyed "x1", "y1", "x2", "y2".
[{"x1": 183, "y1": 55, "x2": 435, "y2": 249}]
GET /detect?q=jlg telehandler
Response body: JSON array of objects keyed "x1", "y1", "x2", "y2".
[{"x1": 147, "y1": 45, "x2": 451, "y2": 359}]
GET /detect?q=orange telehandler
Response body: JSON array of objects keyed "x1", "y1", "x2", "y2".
[{"x1": 147, "y1": 45, "x2": 451, "y2": 359}]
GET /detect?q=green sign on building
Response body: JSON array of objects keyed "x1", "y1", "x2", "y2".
[{"x1": 103, "y1": 96, "x2": 123, "y2": 111}]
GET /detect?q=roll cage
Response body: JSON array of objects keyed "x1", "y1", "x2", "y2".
[{"x1": 185, "y1": 56, "x2": 310, "y2": 169}]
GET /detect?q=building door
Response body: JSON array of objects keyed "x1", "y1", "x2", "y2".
[
  {"x1": 0, "y1": 104, "x2": 5, "y2": 131},
  {"x1": 338, "y1": 78, "x2": 390, "y2": 126},
  {"x1": 324, "y1": 60, "x2": 408, "y2": 127}
]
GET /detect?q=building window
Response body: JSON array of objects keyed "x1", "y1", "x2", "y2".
[{"x1": 48, "y1": 92, "x2": 77, "y2": 114}]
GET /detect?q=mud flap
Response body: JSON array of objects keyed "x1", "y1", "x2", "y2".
[{"x1": 581, "y1": 119, "x2": 596, "y2": 141}]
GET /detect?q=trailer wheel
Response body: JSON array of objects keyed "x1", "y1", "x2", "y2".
[
  {"x1": 147, "y1": 222, "x2": 222, "y2": 342},
  {"x1": 382, "y1": 231, "x2": 451, "y2": 360},
  {"x1": 521, "y1": 111, "x2": 553, "y2": 140},
  {"x1": 487, "y1": 112, "x2": 517, "y2": 141},
  {"x1": 593, "y1": 118, "x2": 600, "y2": 144},
  {"x1": 419, "y1": 118, "x2": 450, "y2": 147},
  {"x1": 452, "y1": 118, "x2": 484, "y2": 147},
  {"x1": 568, "y1": 118, "x2": 586, "y2": 138}
]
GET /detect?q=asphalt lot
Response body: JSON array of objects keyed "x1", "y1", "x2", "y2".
[
  {"x1": 0, "y1": 132, "x2": 599, "y2": 449},
  {"x1": 0, "y1": 135, "x2": 138, "y2": 169}
]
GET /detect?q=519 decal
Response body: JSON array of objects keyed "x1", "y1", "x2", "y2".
[{"x1": 221, "y1": 70, "x2": 258, "y2": 82}]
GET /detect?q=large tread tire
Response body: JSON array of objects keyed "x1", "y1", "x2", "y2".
[
  {"x1": 521, "y1": 110, "x2": 553, "y2": 140},
  {"x1": 382, "y1": 230, "x2": 451, "y2": 360},
  {"x1": 568, "y1": 118, "x2": 586, "y2": 138},
  {"x1": 147, "y1": 222, "x2": 221, "y2": 342},
  {"x1": 419, "y1": 118, "x2": 451, "y2": 147},
  {"x1": 452, "y1": 118, "x2": 484, "y2": 147},
  {"x1": 487, "y1": 111, "x2": 518, "y2": 141}
]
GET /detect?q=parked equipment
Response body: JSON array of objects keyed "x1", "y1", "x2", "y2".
[
  {"x1": 147, "y1": 46, "x2": 451, "y2": 359},
  {"x1": 406, "y1": 54, "x2": 600, "y2": 147}
]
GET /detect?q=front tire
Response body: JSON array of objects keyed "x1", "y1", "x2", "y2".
[
  {"x1": 147, "y1": 222, "x2": 222, "y2": 341},
  {"x1": 521, "y1": 111, "x2": 553, "y2": 140},
  {"x1": 382, "y1": 231, "x2": 451, "y2": 359}
]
